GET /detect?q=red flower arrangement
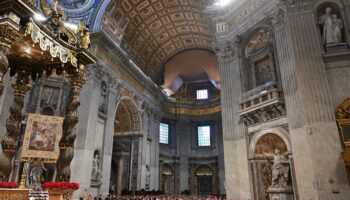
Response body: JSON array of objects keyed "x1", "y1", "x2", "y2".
[
  {"x1": 42, "y1": 182, "x2": 80, "y2": 190},
  {"x1": 0, "y1": 182, "x2": 17, "y2": 188}
]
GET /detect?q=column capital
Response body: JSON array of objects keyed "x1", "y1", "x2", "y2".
[{"x1": 215, "y1": 35, "x2": 241, "y2": 63}]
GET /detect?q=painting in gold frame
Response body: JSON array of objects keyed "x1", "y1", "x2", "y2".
[
  {"x1": 21, "y1": 113, "x2": 64, "y2": 162},
  {"x1": 337, "y1": 119, "x2": 350, "y2": 147}
]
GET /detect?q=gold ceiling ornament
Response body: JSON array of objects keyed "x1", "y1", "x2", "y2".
[{"x1": 163, "y1": 105, "x2": 221, "y2": 116}]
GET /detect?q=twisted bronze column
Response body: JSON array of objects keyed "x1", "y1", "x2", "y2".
[
  {"x1": 0, "y1": 69, "x2": 32, "y2": 181},
  {"x1": 56, "y1": 71, "x2": 85, "y2": 181}
]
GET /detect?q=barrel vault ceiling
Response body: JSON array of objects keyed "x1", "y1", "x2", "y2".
[{"x1": 102, "y1": 0, "x2": 216, "y2": 83}]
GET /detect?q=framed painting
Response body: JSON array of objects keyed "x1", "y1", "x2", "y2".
[
  {"x1": 337, "y1": 119, "x2": 350, "y2": 147},
  {"x1": 21, "y1": 114, "x2": 64, "y2": 162}
]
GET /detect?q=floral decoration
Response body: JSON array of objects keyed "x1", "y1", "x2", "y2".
[
  {"x1": 0, "y1": 182, "x2": 17, "y2": 188},
  {"x1": 42, "y1": 182, "x2": 80, "y2": 190}
]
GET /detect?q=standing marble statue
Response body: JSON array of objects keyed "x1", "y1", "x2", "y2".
[
  {"x1": 270, "y1": 149, "x2": 289, "y2": 188},
  {"x1": 145, "y1": 165, "x2": 151, "y2": 190},
  {"x1": 91, "y1": 153, "x2": 102, "y2": 185},
  {"x1": 319, "y1": 7, "x2": 343, "y2": 46},
  {"x1": 29, "y1": 160, "x2": 46, "y2": 189}
]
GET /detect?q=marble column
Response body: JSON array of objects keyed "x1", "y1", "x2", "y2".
[
  {"x1": 71, "y1": 66, "x2": 101, "y2": 198},
  {"x1": 115, "y1": 154, "x2": 124, "y2": 196},
  {"x1": 150, "y1": 112, "x2": 160, "y2": 190},
  {"x1": 178, "y1": 120, "x2": 190, "y2": 193},
  {"x1": 273, "y1": 2, "x2": 350, "y2": 199},
  {"x1": 99, "y1": 80, "x2": 118, "y2": 196},
  {"x1": 216, "y1": 41, "x2": 251, "y2": 200}
]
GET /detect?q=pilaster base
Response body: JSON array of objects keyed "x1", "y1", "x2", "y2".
[{"x1": 268, "y1": 187, "x2": 294, "y2": 200}]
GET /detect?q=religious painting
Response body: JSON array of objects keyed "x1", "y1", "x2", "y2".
[
  {"x1": 40, "y1": 86, "x2": 61, "y2": 111},
  {"x1": 21, "y1": 114, "x2": 64, "y2": 162},
  {"x1": 245, "y1": 29, "x2": 272, "y2": 56},
  {"x1": 255, "y1": 57, "x2": 275, "y2": 87},
  {"x1": 255, "y1": 133, "x2": 287, "y2": 156}
]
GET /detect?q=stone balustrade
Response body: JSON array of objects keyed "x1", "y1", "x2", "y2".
[{"x1": 238, "y1": 88, "x2": 285, "y2": 126}]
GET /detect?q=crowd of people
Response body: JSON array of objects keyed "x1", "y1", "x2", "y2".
[{"x1": 84, "y1": 194, "x2": 226, "y2": 200}]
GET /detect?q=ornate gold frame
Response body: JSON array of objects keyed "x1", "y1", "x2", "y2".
[{"x1": 21, "y1": 114, "x2": 64, "y2": 163}]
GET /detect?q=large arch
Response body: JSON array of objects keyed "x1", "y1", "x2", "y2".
[
  {"x1": 248, "y1": 128, "x2": 293, "y2": 200},
  {"x1": 110, "y1": 95, "x2": 143, "y2": 195},
  {"x1": 249, "y1": 127, "x2": 292, "y2": 158},
  {"x1": 114, "y1": 97, "x2": 141, "y2": 135}
]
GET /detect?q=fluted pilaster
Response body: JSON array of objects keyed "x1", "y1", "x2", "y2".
[
  {"x1": 273, "y1": 1, "x2": 350, "y2": 199},
  {"x1": 216, "y1": 41, "x2": 251, "y2": 200}
]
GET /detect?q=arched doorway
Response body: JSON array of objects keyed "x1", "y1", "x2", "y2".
[
  {"x1": 249, "y1": 129, "x2": 292, "y2": 200},
  {"x1": 110, "y1": 97, "x2": 141, "y2": 195},
  {"x1": 161, "y1": 164, "x2": 175, "y2": 194},
  {"x1": 195, "y1": 165, "x2": 213, "y2": 195}
]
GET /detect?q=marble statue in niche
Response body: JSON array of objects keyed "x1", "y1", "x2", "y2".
[
  {"x1": 270, "y1": 149, "x2": 290, "y2": 188},
  {"x1": 91, "y1": 151, "x2": 102, "y2": 186},
  {"x1": 99, "y1": 82, "x2": 108, "y2": 114},
  {"x1": 319, "y1": 7, "x2": 344, "y2": 46},
  {"x1": 145, "y1": 165, "x2": 151, "y2": 190}
]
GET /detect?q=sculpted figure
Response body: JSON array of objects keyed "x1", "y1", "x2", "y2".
[
  {"x1": 29, "y1": 160, "x2": 46, "y2": 188},
  {"x1": 145, "y1": 165, "x2": 151, "y2": 190},
  {"x1": 332, "y1": 14, "x2": 343, "y2": 43},
  {"x1": 319, "y1": 7, "x2": 343, "y2": 46},
  {"x1": 81, "y1": 30, "x2": 90, "y2": 49},
  {"x1": 91, "y1": 153, "x2": 102, "y2": 184},
  {"x1": 270, "y1": 149, "x2": 289, "y2": 188}
]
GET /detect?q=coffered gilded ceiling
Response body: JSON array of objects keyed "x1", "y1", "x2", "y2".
[{"x1": 102, "y1": 0, "x2": 215, "y2": 83}]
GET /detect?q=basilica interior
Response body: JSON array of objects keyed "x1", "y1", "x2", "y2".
[{"x1": 0, "y1": 0, "x2": 350, "y2": 200}]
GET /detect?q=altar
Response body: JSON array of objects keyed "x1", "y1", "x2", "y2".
[{"x1": 0, "y1": 0, "x2": 94, "y2": 199}]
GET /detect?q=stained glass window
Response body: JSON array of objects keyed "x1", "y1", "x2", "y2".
[
  {"x1": 160, "y1": 123, "x2": 169, "y2": 144},
  {"x1": 198, "y1": 126, "x2": 211, "y2": 147}
]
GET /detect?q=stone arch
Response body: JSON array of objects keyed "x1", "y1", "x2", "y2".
[
  {"x1": 248, "y1": 128, "x2": 293, "y2": 200},
  {"x1": 195, "y1": 164, "x2": 214, "y2": 176},
  {"x1": 162, "y1": 163, "x2": 174, "y2": 176},
  {"x1": 242, "y1": 26, "x2": 274, "y2": 57},
  {"x1": 114, "y1": 97, "x2": 141, "y2": 135},
  {"x1": 249, "y1": 127, "x2": 292, "y2": 158},
  {"x1": 161, "y1": 163, "x2": 175, "y2": 194},
  {"x1": 194, "y1": 164, "x2": 215, "y2": 195}
]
